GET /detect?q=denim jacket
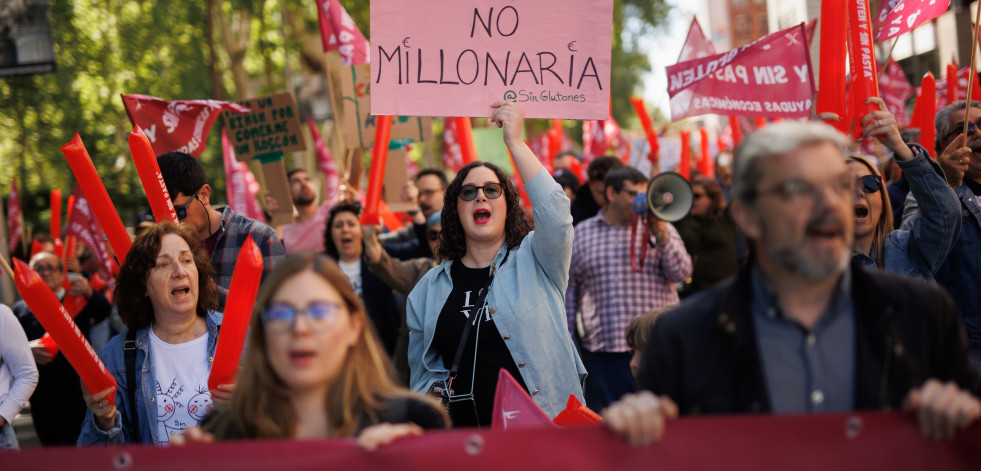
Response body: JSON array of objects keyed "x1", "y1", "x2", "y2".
[
  {"x1": 901, "y1": 160, "x2": 981, "y2": 347},
  {"x1": 77, "y1": 311, "x2": 222, "y2": 445},
  {"x1": 407, "y1": 168, "x2": 587, "y2": 418},
  {"x1": 854, "y1": 145, "x2": 961, "y2": 280}
]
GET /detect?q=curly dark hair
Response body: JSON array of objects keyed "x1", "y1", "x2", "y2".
[
  {"x1": 692, "y1": 176, "x2": 726, "y2": 223},
  {"x1": 116, "y1": 221, "x2": 219, "y2": 331},
  {"x1": 436, "y1": 161, "x2": 531, "y2": 262},
  {"x1": 323, "y1": 202, "x2": 363, "y2": 260}
]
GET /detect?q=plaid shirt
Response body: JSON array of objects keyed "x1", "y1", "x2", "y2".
[
  {"x1": 210, "y1": 206, "x2": 285, "y2": 311},
  {"x1": 566, "y1": 211, "x2": 692, "y2": 352}
]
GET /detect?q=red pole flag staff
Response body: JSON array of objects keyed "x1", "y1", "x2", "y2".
[
  {"x1": 1, "y1": 257, "x2": 116, "y2": 404},
  {"x1": 847, "y1": 0, "x2": 880, "y2": 120},
  {"x1": 361, "y1": 116, "x2": 393, "y2": 226},
  {"x1": 817, "y1": 0, "x2": 849, "y2": 134},
  {"x1": 61, "y1": 133, "x2": 132, "y2": 263},
  {"x1": 129, "y1": 126, "x2": 179, "y2": 224},
  {"x1": 208, "y1": 237, "x2": 263, "y2": 392}
]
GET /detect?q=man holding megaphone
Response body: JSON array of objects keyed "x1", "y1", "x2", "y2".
[{"x1": 566, "y1": 166, "x2": 693, "y2": 413}]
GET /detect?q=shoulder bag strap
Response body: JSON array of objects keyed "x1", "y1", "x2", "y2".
[{"x1": 123, "y1": 330, "x2": 139, "y2": 442}]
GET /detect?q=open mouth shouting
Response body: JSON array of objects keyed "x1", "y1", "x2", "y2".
[
  {"x1": 171, "y1": 284, "x2": 192, "y2": 301},
  {"x1": 853, "y1": 203, "x2": 870, "y2": 225},
  {"x1": 473, "y1": 208, "x2": 491, "y2": 225}
]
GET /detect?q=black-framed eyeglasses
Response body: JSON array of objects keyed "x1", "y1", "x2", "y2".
[
  {"x1": 459, "y1": 183, "x2": 503, "y2": 202},
  {"x1": 427, "y1": 230, "x2": 441, "y2": 241},
  {"x1": 173, "y1": 193, "x2": 200, "y2": 220},
  {"x1": 32, "y1": 264, "x2": 61, "y2": 274},
  {"x1": 857, "y1": 175, "x2": 882, "y2": 194},
  {"x1": 261, "y1": 301, "x2": 344, "y2": 332},
  {"x1": 942, "y1": 117, "x2": 981, "y2": 142}
]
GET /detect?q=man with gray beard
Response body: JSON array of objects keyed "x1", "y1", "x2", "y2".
[{"x1": 601, "y1": 121, "x2": 981, "y2": 445}]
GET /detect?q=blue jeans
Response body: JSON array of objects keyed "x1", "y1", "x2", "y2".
[
  {"x1": 0, "y1": 422, "x2": 19, "y2": 449},
  {"x1": 581, "y1": 350, "x2": 636, "y2": 413}
]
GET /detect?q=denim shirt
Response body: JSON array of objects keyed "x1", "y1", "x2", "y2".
[
  {"x1": 406, "y1": 168, "x2": 587, "y2": 418},
  {"x1": 77, "y1": 311, "x2": 222, "y2": 445},
  {"x1": 861, "y1": 145, "x2": 962, "y2": 280}
]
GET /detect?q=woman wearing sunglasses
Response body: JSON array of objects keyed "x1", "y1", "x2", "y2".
[
  {"x1": 193, "y1": 253, "x2": 446, "y2": 447},
  {"x1": 850, "y1": 98, "x2": 961, "y2": 279},
  {"x1": 406, "y1": 101, "x2": 586, "y2": 427}
]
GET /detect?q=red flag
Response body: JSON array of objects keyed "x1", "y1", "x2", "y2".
[
  {"x1": 878, "y1": 60, "x2": 914, "y2": 126},
  {"x1": 491, "y1": 369, "x2": 556, "y2": 431},
  {"x1": 316, "y1": 0, "x2": 370, "y2": 66},
  {"x1": 441, "y1": 117, "x2": 465, "y2": 173},
  {"x1": 120, "y1": 94, "x2": 251, "y2": 157},
  {"x1": 307, "y1": 116, "x2": 341, "y2": 206},
  {"x1": 582, "y1": 117, "x2": 630, "y2": 163},
  {"x1": 804, "y1": 18, "x2": 818, "y2": 45},
  {"x1": 668, "y1": 23, "x2": 814, "y2": 121},
  {"x1": 876, "y1": 0, "x2": 951, "y2": 42},
  {"x1": 873, "y1": 0, "x2": 901, "y2": 35},
  {"x1": 221, "y1": 128, "x2": 264, "y2": 221},
  {"x1": 552, "y1": 395, "x2": 602, "y2": 427},
  {"x1": 934, "y1": 67, "x2": 974, "y2": 107},
  {"x1": 677, "y1": 17, "x2": 716, "y2": 63},
  {"x1": 66, "y1": 189, "x2": 114, "y2": 282},
  {"x1": 7, "y1": 178, "x2": 22, "y2": 253}
]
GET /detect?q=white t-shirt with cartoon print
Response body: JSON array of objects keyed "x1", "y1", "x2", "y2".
[{"x1": 148, "y1": 328, "x2": 213, "y2": 445}]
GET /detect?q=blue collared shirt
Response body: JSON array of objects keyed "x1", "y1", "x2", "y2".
[{"x1": 750, "y1": 267, "x2": 855, "y2": 413}]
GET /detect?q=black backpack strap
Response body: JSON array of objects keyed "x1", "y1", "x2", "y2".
[{"x1": 123, "y1": 330, "x2": 140, "y2": 442}]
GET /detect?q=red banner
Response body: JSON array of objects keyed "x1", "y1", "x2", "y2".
[
  {"x1": 582, "y1": 118, "x2": 630, "y2": 163},
  {"x1": 306, "y1": 116, "x2": 341, "y2": 206},
  {"x1": 876, "y1": 0, "x2": 951, "y2": 42},
  {"x1": 7, "y1": 178, "x2": 22, "y2": 252},
  {"x1": 220, "y1": 128, "x2": 264, "y2": 222},
  {"x1": 667, "y1": 23, "x2": 814, "y2": 121},
  {"x1": 5, "y1": 413, "x2": 979, "y2": 470},
  {"x1": 677, "y1": 17, "x2": 716, "y2": 63},
  {"x1": 120, "y1": 94, "x2": 251, "y2": 157},
  {"x1": 66, "y1": 189, "x2": 114, "y2": 282},
  {"x1": 441, "y1": 117, "x2": 465, "y2": 173},
  {"x1": 316, "y1": 0, "x2": 370, "y2": 66},
  {"x1": 879, "y1": 60, "x2": 914, "y2": 126}
]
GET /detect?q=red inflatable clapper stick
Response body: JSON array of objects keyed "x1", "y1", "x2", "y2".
[
  {"x1": 129, "y1": 126, "x2": 178, "y2": 223},
  {"x1": 679, "y1": 130, "x2": 691, "y2": 181},
  {"x1": 698, "y1": 127, "x2": 713, "y2": 178},
  {"x1": 629, "y1": 97, "x2": 660, "y2": 165},
  {"x1": 61, "y1": 133, "x2": 132, "y2": 263},
  {"x1": 816, "y1": 0, "x2": 849, "y2": 134},
  {"x1": 919, "y1": 72, "x2": 937, "y2": 159},
  {"x1": 729, "y1": 115, "x2": 742, "y2": 148},
  {"x1": 361, "y1": 116, "x2": 393, "y2": 226},
  {"x1": 50, "y1": 189, "x2": 62, "y2": 240},
  {"x1": 11, "y1": 259, "x2": 115, "y2": 403},
  {"x1": 846, "y1": 0, "x2": 880, "y2": 119},
  {"x1": 208, "y1": 237, "x2": 262, "y2": 392},
  {"x1": 946, "y1": 63, "x2": 959, "y2": 105}
]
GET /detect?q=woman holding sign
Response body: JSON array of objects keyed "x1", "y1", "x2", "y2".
[
  {"x1": 78, "y1": 222, "x2": 227, "y2": 445},
  {"x1": 407, "y1": 101, "x2": 586, "y2": 427}
]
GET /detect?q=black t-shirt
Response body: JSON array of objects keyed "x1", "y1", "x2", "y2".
[{"x1": 432, "y1": 261, "x2": 527, "y2": 427}]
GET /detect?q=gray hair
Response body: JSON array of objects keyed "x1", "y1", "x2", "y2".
[
  {"x1": 935, "y1": 100, "x2": 981, "y2": 149},
  {"x1": 732, "y1": 121, "x2": 848, "y2": 202}
]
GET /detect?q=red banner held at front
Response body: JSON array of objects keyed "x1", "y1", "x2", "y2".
[{"x1": 61, "y1": 134, "x2": 131, "y2": 263}]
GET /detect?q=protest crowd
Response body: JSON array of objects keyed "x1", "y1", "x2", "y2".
[{"x1": 2, "y1": 0, "x2": 981, "y2": 467}]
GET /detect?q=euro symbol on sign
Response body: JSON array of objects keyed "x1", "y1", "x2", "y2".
[
  {"x1": 503, "y1": 90, "x2": 517, "y2": 101},
  {"x1": 568, "y1": 41, "x2": 577, "y2": 52},
  {"x1": 402, "y1": 37, "x2": 411, "y2": 48}
]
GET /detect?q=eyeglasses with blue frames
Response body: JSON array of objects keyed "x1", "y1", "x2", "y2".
[
  {"x1": 941, "y1": 117, "x2": 981, "y2": 142},
  {"x1": 261, "y1": 301, "x2": 345, "y2": 332},
  {"x1": 459, "y1": 183, "x2": 503, "y2": 202},
  {"x1": 173, "y1": 192, "x2": 200, "y2": 220},
  {"x1": 856, "y1": 175, "x2": 882, "y2": 194}
]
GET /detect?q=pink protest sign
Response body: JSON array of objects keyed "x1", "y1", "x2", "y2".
[
  {"x1": 667, "y1": 23, "x2": 814, "y2": 121},
  {"x1": 370, "y1": 0, "x2": 613, "y2": 120}
]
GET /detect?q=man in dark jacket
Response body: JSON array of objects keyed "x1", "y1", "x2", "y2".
[{"x1": 603, "y1": 120, "x2": 981, "y2": 445}]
